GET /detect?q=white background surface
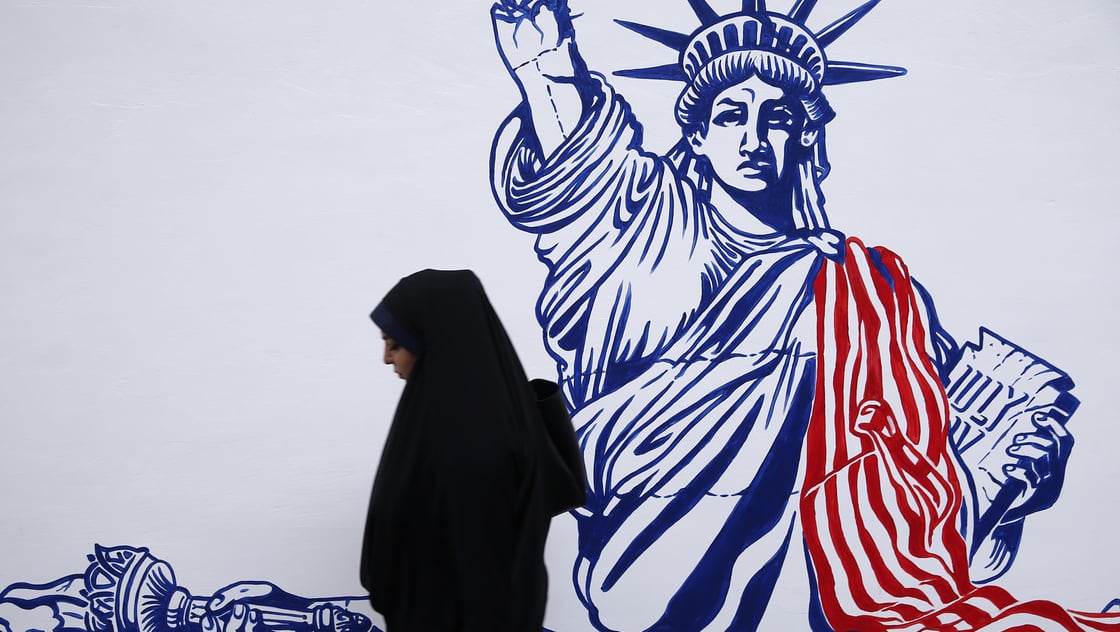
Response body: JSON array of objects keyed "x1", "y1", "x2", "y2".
[{"x1": 2, "y1": 1, "x2": 1118, "y2": 629}]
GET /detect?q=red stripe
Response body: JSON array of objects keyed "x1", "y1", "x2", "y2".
[{"x1": 860, "y1": 451, "x2": 959, "y2": 605}]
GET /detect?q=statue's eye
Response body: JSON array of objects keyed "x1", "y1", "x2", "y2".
[
  {"x1": 766, "y1": 105, "x2": 797, "y2": 130},
  {"x1": 711, "y1": 106, "x2": 749, "y2": 127}
]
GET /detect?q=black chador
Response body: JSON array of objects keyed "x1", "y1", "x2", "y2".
[{"x1": 361, "y1": 269, "x2": 585, "y2": 631}]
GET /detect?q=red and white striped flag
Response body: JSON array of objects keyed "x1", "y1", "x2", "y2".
[{"x1": 801, "y1": 237, "x2": 1120, "y2": 631}]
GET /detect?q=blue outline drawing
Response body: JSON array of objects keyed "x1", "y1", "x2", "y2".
[
  {"x1": 0, "y1": 545, "x2": 381, "y2": 632},
  {"x1": 488, "y1": 0, "x2": 1107, "y2": 630}
]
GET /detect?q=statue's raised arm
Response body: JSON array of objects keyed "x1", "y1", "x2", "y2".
[{"x1": 491, "y1": 0, "x2": 590, "y2": 157}]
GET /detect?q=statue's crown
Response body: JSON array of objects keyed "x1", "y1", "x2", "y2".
[
  {"x1": 615, "y1": 0, "x2": 905, "y2": 91},
  {"x1": 680, "y1": 14, "x2": 825, "y2": 85}
]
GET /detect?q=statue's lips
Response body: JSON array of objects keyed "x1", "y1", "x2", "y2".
[{"x1": 735, "y1": 160, "x2": 770, "y2": 176}]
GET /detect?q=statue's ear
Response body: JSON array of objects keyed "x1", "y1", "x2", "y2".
[
  {"x1": 688, "y1": 129, "x2": 707, "y2": 153},
  {"x1": 800, "y1": 126, "x2": 820, "y2": 147}
]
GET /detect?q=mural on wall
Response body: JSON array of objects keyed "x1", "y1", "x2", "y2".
[
  {"x1": 1, "y1": 2, "x2": 1117, "y2": 632},
  {"x1": 489, "y1": 0, "x2": 1117, "y2": 630},
  {"x1": 0, "y1": 545, "x2": 381, "y2": 632}
]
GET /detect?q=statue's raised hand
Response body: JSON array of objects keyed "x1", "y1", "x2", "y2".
[{"x1": 491, "y1": 0, "x2": 574, "y2": 72}]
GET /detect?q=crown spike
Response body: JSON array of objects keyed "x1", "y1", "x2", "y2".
[
  {"x1": 743, "y1": 1, "x2": 766, "y2": 15},
  {"x1": 787, "y1": 0, "x2": 819, "y2": 24},
  {"x1": 614, "y1": 63, "x2": 690, "y2": 82},
  {"x1": 686, "y1": 0, "x2": 721, "y2": 26},
  {"x1": 614, "y1": 20, "x2": 691, "y2": 51},
  {"x1": 823, "y1": 60, "x2": 906, "y2": 85},
  {"x1": 815, "y1": 0, "x2": 882, "y2": 48}
]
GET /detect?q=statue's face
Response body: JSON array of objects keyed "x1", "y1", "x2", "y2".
[{"x1": 689, "y1": 76, "x2": 802, "y2": 193}]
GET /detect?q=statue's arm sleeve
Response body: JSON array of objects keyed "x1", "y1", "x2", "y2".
[{"x1": 491, "y1": 76, "x2": 693, "y2": 241}]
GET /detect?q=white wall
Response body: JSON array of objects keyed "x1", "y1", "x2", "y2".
[{"x1": 1, "y1": 0, "x2": 1118, "y2": 629}]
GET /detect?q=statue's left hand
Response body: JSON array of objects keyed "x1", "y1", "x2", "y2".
[{"x1": 998, "y1": 410, "x2": 1074, "y2": 521}]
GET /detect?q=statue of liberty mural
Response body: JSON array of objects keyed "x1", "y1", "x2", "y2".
[{"x1": 489, "y1": 0, "x2": 1118, "y2": 630}]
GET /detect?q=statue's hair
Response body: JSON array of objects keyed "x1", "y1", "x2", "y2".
[{"x1": 676, "y1": 50, "x2": 834, "y2": 133}]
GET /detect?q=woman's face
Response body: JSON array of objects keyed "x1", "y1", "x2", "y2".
[{"x1": 382, "y1": 333, "x2": 418, "y2": 380}]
